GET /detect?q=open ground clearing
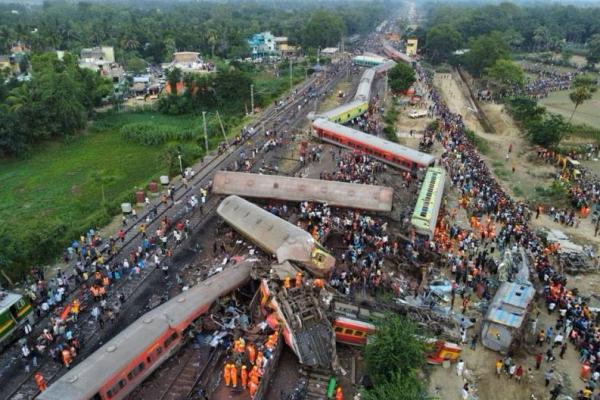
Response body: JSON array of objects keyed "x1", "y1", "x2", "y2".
[{"x1": 540, "y1": 89, "x2": 600, "y2": 128}]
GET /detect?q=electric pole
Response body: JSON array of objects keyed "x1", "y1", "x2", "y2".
[
  {"x1": 216, "y1": 110, "x2": 229, "y2": 147},
  {"x1": 289, "y1": 58, "x2": 293, "y2": 91},
  {"x1": 202, "y1": 111, "x2": 209, "y2": 155},
  {"x1": 250, "y1": 84, "x2": 254, "y2": 115},
  {"x1": 384, "y1": 71, "x2": 388, "y2": 101}
]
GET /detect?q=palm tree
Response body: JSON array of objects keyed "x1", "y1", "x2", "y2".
[
  {"x1": 205, "y1": 29, "x2": 218, "y2": 58},
  {"x1": 568, "y1": 74, "x2": 597, "y2": 123},
  {"x1": 121, "y1": 37, "x2": 140, "y2": 51}
]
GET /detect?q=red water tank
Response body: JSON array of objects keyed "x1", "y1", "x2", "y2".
[
  {"x1": 148, "y1": 181, "x2": 158, "y2": 193},
  {"x1": 135, "y1": 190, "x2": 145, "y2": 204}
]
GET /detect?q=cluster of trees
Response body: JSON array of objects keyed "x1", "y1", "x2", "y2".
[
  {"x1": 416, "y1": 2, "x2": 600, "y2": 67},
  {"x1": 362, "y1": 315, "x2": 429, "y2": 400},
  {"x1": 0, "y1": 52, "x2": 112, "y2": 156},
  {"x1": 158, "y1": 67, "x2": 253, "y2": 115},
  {"x1": 507, "y1": 74, "x2": 597, "y2": 148},
  {"x1": 0, "y1": 0, "x2": 390, "y2": 67}
]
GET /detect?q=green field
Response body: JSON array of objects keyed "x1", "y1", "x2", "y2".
[
  {"x1": 0, "y1": 111, "x2": 208, "y2": 279},
  {"x1": 540, "y1": 89, "x2": 600, "y2": 128},
  {"x1": 0, "y1": 64, "x2": 307, "y2": 281}
]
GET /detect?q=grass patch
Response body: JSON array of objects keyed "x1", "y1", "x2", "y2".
[
  {"x1": 494, "y1": 167, "x2": 510, "y2": 179},
  {"x1": 540, "y1": 89, "x2": 600, "y2": 128},
  {"x1": 465, "y1": 128, "x2": 491, "y2": 155},
  {"x1": 532, "y1": 182, "x2": 568, "y2": 205},
  {"x1": 512, "y1": 185, "x2": 524, "y2": 197}
]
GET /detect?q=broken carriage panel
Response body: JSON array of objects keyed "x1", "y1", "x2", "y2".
[{"x1": 259, "y1": 279, "x2": 334, "y2": 369}]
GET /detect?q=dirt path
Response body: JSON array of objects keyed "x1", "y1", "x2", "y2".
[{"x1": 434, "y1": 71, "x2": 600, "y2": 249}]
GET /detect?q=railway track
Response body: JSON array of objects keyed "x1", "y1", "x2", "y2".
[
  {"x1": 121, "y1": 64, "x2": 360, "y2": 400},
  {"x1": 3, "y1": 62, "x2": 352, "y2": 400}
]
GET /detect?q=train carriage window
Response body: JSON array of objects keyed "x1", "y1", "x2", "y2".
[
  {"x1": 344, "y1": 328, "x2": 354, "y2": 335},
  {"x1": 127, "y1": 362, "x2": 145, "y2": 381},
  {"x1": 164, "y1": 332, "x2": 179, "y2": 348},
  {"x1": 334, "y1": 326, "x2": 343, "y2": 333},
  {"x1": 106, "y1": 379, "x2": 127, "y2": 398}
]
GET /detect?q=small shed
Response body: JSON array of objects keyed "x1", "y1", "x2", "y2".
[{"x1": 481, "y1": 282, "x2": 535, "y2": 353}]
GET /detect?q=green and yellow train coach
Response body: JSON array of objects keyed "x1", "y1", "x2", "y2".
[{"x1": 0, "y1": 291, "x2": 35, "y2": 347}]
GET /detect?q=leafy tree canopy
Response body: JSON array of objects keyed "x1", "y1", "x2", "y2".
[
  {"x1": 463, "y1": 31, "x2": 510, "y2": 76},
  {"x1": 526, "y1": 113, "x2": 570, "y2": 148},
  {"x1": 425, "y1": 23, "x2": 462, "y2": 64},
  {"x1": 388, "y1": 63, "x2": 416, "y2": 93},
  {"x1": 484, "y1": 59, "x2": 524, "y2": 96}
]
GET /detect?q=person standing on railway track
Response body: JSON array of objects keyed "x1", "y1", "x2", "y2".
[{"x1": 34, "y1": 372, "x2": 47, "y2": 392}]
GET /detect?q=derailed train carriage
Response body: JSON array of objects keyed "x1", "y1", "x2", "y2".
[
  {"x1": 411, "y1": 167, "x2": 446, "y2": 239},
  {"x1": 37, "y1": 261, "x2": 256, "y2": 400},
  {"x1": 216, "y1": 195, "x2": 336, "y2": 277},
  {"x1": 212, "y1": 171, "x2": 393, "y2": 212},
  {"x1": 312, "y1": 118, "x2": 436, "y2": 172}
]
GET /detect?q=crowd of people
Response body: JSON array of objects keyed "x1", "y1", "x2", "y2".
[{"x1": 416, "y1": 63, "x2": 600, "y2": 399}]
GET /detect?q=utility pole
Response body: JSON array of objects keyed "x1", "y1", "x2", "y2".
[
  {"x1": 384, "y1": 71, "x2": 388, "y2": 101},
  {"x1": 250, "y1": 84, "x2": 254, "y2": 115},
  {"x1": 289, "y1": 58, "x2": 293, "y2": 91},
  {"x1": 202, "y1": 111, "x2": 209, "y2": 155},
  {"x1": 216, "y1": 110, "x2": 229, "y2": 147}
]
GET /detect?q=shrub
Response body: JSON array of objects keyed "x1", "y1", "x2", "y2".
[{"x1": 120, "y1": 122, "x2": 198, "y2": 146}]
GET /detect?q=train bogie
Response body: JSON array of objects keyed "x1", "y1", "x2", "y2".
[
  {"x1": 217, "y1": 195, "x2": 335, "y2": 277},
  {"x1": 212, "y1": 171, "x2": 393, "y2": 212},
  {"x1": 38, "y1": 262, "x2": 255, "y2": 400},
  {"x1": 312, "y1": 118, "x2": 435, "y2": 172},
  {"x1": 315, "y1": 100, "x2": 369, "y2": 124}
]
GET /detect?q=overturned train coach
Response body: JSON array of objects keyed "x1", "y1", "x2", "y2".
[
  {"x1": 217, "y1": 195, "x2": 335, "y2": 277},
  {"x1": 212, "y1": 171, "x2": 393, "y2": 212},
  {"x1": 312, "y1": 118, "x2": 436, "y2": 172},
  {"x1": 37, "y1": 261, "x2": 256, "y2": 400}
]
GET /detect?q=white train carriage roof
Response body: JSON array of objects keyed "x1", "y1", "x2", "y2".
[
  {"x1": 217, "y1": 195, "x2": 317, "y2": 265},
  {"x1": 374, "y1": 60, "x2": 397, "y2": 74},
  {"x1": 312, "y1": 118, "x2": 436, "y2": 167},
  {"x1": 212, "y1": 171, "x2": 393, "y2": 212},
  {"x1": 315, "y1": 100, "x2": 368, "y2": 121},
  {"x1": 354, "y1": 68, "x2": 376, "y2": 102},
  {"x1": 37, "y1": 262, "x2": 254, "y2": 400}
]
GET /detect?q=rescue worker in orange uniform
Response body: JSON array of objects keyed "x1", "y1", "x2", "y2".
[
  {"x1": 34, "y1": 372, "x2": 47, "y2": 392},
  {"x1": 241, "y1": 365, "x2": 248, "y2": 389},
  {"x1": 62, "y1": 348, "x2": 72, "y2": 368},
  {"x1": 223, "y1": 363, "x2": 232, "y2": 386},
  {"x1": 230, "y1": 364, "x2": 238, "y2": 388},
  {"x1": 335, "y1": 386, "x2": 344, "y2": 400},
  {"x1": 295, "y1": 272, "x2": 302, "y2": 287},
  {"x1": 248, "y1": 381, "x2": 258, "y2": 399},
  {"x1": 249, "y1": 365, "x2": 260, "y2": 385},
  {"x1": 313, "y1": 279, "x2": 325, "y2": 289},
  {"x1": 255, "y1": 352, "x2": 264, "y2": 374},
  {"x1": 247, "y1": 343, "x2": 256, "y2": 364}
]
